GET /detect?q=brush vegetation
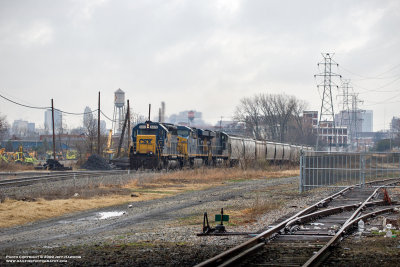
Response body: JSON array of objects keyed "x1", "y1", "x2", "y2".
[{"x1": 0, "y1": 166, "x2": 299, "y2": 228}]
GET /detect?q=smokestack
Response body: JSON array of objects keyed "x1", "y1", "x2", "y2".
[
  {"x1": 148, "y1": 104, "x2": 151, "y2": 121},
  {"x1": 158, "y1": 108, "x2": 161, "y2": 122},
  {"x1": 161, "y1": 101, "x2": 165, "y2": 123}
]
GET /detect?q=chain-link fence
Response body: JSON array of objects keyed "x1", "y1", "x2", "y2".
[{"x1": 300, "y1": 152, "x2": 400, "y2": 192}]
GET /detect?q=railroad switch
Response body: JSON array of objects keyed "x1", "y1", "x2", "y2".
[{"x1": 199, "y1": 208, "x2": 230, "y2": 235}]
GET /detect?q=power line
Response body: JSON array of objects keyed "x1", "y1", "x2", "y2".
[
  {"x1": 354, "y1": 75, "x2": 400, "y2": 94},
  {"x1": 364, "y1": 90, "x2": 400, "y2": 106},
  {"x1": 54, "y1": 108, "x2": 98, "y2": 116},
  {"x1": 0, "y1": 93, "x2": 50, "y2": 110},
  {"x1": 100, "y1": 110, "x2": 117, "y2": 122},
  {"x1": 0, "y1": 92, "x2": 98, "y2": 115},
  {"x1": 338, "y1": 62, "x2": 400, "y2": 80}
]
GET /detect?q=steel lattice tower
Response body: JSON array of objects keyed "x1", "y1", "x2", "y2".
[
  {"x1": 314, "y1": 53, "x2": 341, "y2": 150},
  {"x1": 338, "y1": 80, "x2": 352, "y2": 147},
  {"x1": 350, "y1": 93, "x2": 363, "y2": 150}
]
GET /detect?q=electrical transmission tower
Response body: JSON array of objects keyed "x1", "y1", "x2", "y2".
[
  {"x1": 338, "y1": 80, "x2": 351, "y2": 127},
  {"x1": 314, "y1": 53, "x2": 341, "y2": 150},
  {"x1": 337, "y1": 79, "x2": 352, "y2": 148},
  {"x1": 350, "y1": 93, "x2": 363, "y2": 150}
]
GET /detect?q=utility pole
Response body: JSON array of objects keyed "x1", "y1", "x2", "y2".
[
  {"x1": 314, "y1": 53, "x2": 341, "y2": 150},
  {"x1": 220, "y1": 116, "x2": 223, "y2": 130},
  {"x1": 98, "y1": 91, "x2": 101, "y2": 155},
  {"x1": 127, "y1": 100, "x2": 131, "y2": 150},
  {"x1": 51, "y1": 99, "x2": 56, "y2": 161}
]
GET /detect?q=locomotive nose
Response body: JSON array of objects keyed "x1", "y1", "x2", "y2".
[{"x1": 137, "y1": 135, "x2": 157, "y2": 154}]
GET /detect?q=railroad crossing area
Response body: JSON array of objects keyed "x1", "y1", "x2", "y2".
[{"x1": 197, "y1": 152, "x2": 400, "y2": 266}]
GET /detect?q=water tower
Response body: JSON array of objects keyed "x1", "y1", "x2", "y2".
[{"x1": 112, "y1": 88, "x2": 126, "y2": 135}]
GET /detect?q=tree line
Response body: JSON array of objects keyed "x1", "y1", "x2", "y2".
[{"x1": 234, "y1": 93, "x2": 316, "y2": 145}]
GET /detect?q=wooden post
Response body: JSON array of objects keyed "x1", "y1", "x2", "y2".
[
  {"x1": 127, "y1": 100, "x2": 131, "y2": 150},
  {"x1": 98, "y1": 91, "x2": 101, "y2": 155},
  {"x1": 51, "y1": 99, "x2": 56, "y2": 161}
]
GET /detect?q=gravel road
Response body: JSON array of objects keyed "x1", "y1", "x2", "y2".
[{"x1": 1, "y1": 175, "x2": 337, "y2": 266}]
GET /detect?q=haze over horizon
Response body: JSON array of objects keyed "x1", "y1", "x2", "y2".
[{"x1": 0, "y1": 0, "x2": 399, "y2": 132}]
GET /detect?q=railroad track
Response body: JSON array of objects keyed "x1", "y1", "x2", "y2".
[
  {"x1": 196, "y1": 178, "x2": 400, "y2": 267},
  {"x1": 0, "y1": 170, "x2": 130, "y2": 187}
]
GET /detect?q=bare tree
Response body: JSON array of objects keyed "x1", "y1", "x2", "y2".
[
  {"x1": 234, "y1": 96, "x2": 263, "y2": 139},
  {"x1": 131, "y1": 112, "x2": 146, "y2": 126},
  {"x1": 235, "y1": 93, "x2": 312, "y2": 144},
  {"x1": 83, "y1": 117, "x2": 97, "y2": 154},
  {"x1": 0, "y1": 113, "x2": 9, "y2": 141}
]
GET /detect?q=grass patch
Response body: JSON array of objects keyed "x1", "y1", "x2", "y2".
[
  {"x1": 126, "y1": 166, "x2": 299, "y2": 189},
  {"x1": 0, "y1": 161, "x2": 35, "y2": 171},
  {"x1": 0, "y1": 193, "x2": 165, "y2": 228},
  {"x1": 241, "y1": 196, "x2": 283, "y2": 223},
  {"x1": 1, "y1": 166, "x2": 299, "y2": 228}
]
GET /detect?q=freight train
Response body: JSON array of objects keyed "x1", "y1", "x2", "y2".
[{"x1": 129, "y1": 121, "x2": 312, "y2": 170}]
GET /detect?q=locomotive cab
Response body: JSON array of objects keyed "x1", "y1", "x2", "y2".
[
  {"x1": 177, "y1": 126, "x2": 191, "y2": 155},
  {"x1": 130, "y1": 121, "x2": 167, "y2": 169}
]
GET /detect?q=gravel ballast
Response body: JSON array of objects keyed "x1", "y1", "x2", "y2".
[
  {"x1": 0, "y1": 174, "x2": 341, "y2": 266},
  {"x1": 5, "y1": 172, "x2": 395, "y2": 266}
]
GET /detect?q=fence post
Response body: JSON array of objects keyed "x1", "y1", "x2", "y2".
[{"x1": 299, "y1": 150, "x2": 304, "y2": 193}]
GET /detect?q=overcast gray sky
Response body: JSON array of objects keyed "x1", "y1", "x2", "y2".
[{"x1": 0, "y1": 0, "x2": 399, "y2": 131}]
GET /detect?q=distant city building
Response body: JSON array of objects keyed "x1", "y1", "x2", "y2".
[
  {"x1": 335, "y1": 109, "x2": 373, "y2": 133},
  {"x1": 11, "y1": 120, "x2": 36, "y2": 137},
  {"x1": 11, "y1": 120, "x2": 28, "y2": 137},
  {"x1": 303, "y1": 111, "x2": 318, "y2": 128},
  {"x1": 361, "y1": 110, "x2": 373, "y2": 132},
  {"x1": 97, "y1": 119, "x2": 107, "y2": 134},
  {"x1": 167, "y1": 110, "x2": 207, "y2": 126},
  {"x1": 44, "y1": 109, "x2": 62, "y2": 132},
  {"x1": 27, "y1": 123, "x2": 35, "y2": 133},
  {"x1": 317, "y1": 121, "x2": 348, "y2": 146},
  {"x1": 390, "y1": 116, "x2": 400, "y2": 133},
  {"x1": 213, "y1": 120, "x2": 246, "y2": 136}
]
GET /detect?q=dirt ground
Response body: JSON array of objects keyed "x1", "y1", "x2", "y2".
[
  {"x1": 1, "y1": 168, "x2": 400, "y2": 266},
  {"x1": 323, "y1": 236, "x2": 400, "y2": 267}
]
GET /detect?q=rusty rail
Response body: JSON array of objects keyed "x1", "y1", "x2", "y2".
[
  {"x1": 303, "y1": 179, "x2": 400, "y2": 266},
  {"x1": 195, "y1": 186, "x2": 353, "y2": 267},
  {"x1": 196, "y1": 177, "x2": 400, "y2": 267}
]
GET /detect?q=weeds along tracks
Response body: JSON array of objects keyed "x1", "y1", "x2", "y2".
[
  {"x1": 196, "y1": 178, "x2": 400, "y2": 267},
  {"x1": 0, "y1": 170, "x2": 130, "y2": 187}
]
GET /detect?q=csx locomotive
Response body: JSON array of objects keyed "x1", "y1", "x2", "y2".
[{"x1": 129, "y1": 121, "x2": 312, "y2": 170}]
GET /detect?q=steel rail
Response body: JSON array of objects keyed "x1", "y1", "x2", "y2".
[
  {"x1": 196, "y1": 177, "x2": 400, "y2": 267},
  {"x1": 303, "y1": 179, "x2": 400, "y2": 267},
  {"x1": 218, "y1": 201, "x2": 392, "y2": 267},
  {"x1": 302, "y1": 206, "x2": 398, "y2": 267},
  {"x1": 194, "y1": 186, "x2": 353, "y2": 267},
  {"x1": 284, "y1": 200, "x2": 390, "y2": 231},
  {"x1": 0, "y1": 170, "x2": 128, "y2": 187}
]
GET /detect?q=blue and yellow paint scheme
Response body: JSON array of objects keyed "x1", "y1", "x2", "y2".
[
  {"x1": 129, "y1": 121, "x2": 229, "y2": 170},
  {"x1": 130, "y1": 121, "x2": 167, "y2": 169}
]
